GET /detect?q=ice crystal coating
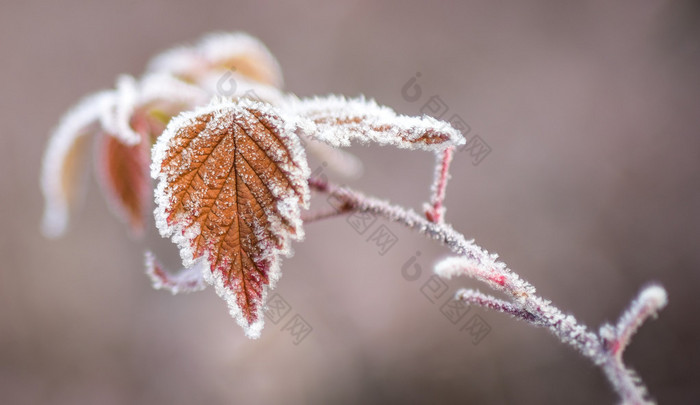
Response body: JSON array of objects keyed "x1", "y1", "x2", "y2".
[
  {"x1": 289, "y1": 95, "x2": 466, "y2": 151},
  {"x1": 151, "y1": 97, "x2": 310, "y2": 337}
]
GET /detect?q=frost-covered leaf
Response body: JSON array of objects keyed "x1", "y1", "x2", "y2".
[
  {"x1": 290, "y1": 95, "x2": 466, "y2": 151},
  {"x1": 151, "y1": 98, "x2": 310, "y2": 338},
  {"x1": 199, "y1": 32, "x2": 283, "y2": 87},
  {"x1": 95, "y1": 132, "x2": 151, "y2": 235},
  {"x1": 146, "y1": 32, "x2": 283, "y2": 88},
  {"x1": 41, "y1": 91, "x2": 115, "y2": 237}
]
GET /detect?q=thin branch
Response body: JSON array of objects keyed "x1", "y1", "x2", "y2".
[
  {"x1": 435, "y1": 255, "x2": 536, "y2": 304},
  {"x1": 308, "y1": 176, "x2": 482, "y2": 259},
  {"x1": 425, "y1": 147, "x2": 454, "y2": 223},
  {"x1": 307, "y1": 175, "x2": 667, "y2": 405},
  {"x1": 597, "y1": 285, "x2": 668, "y2": 405},
  {"x1": 145, "y1": 251, "x2": 207, "y2": 294},
  {"x1": 611, "y1": 285, "x2": 668, "y2": 357}
]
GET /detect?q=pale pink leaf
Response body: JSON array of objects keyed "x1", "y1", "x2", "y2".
[
  {"x1": 146, "y1": 32, "x2": 283, "y2": 88},
  {"x1": 41, "y1": 91, "x2": 115, "y2": 237}
]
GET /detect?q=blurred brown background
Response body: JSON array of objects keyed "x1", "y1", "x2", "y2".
[{"x1": 1, "y1": 1, "x2": 699, "y2": 404}]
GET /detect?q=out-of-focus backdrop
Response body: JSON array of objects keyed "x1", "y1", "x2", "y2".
[{"x1": 2, "y1": 1, "x2": 699, "y2": 404}]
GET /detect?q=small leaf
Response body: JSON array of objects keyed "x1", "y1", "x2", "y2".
[
  {"x1": 152, "y1": 98, "x2": 310, "y2": 338},
  {"x1": 290, "y1": 95, "x2": 466, "y2": 151},
  {"x1": 41, "y1": 91, "x2": 115, "y2": 237},
  {"x1": 199, "y1": 32, "x2": 284, "y2": 87},
  {"x1": 95, "y1": 132, "x2": 150, "y2": 235}
]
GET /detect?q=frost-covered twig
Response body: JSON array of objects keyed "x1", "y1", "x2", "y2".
[
  {"x1": 145, "y1": 251, "x2": 207, "y2": 294},
  {"x1": 424, "y1": 146, "x2": 454, "y2": 223},
  {"x1": 603, "y1": 285, "x2": 668, "y2": 358},
  {"x1": 307, "y1": 175, "x2": 667, "y2": 404},
  {"x1": 455, "y1": 289, "x2": 537, "y2": 321},
  {"x1": 598, "y1": 285, "x2": 668, "y2": 404}
]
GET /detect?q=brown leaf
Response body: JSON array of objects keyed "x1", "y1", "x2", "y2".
[
  {"x1": 152, "y1": 98, "x2": 309, "y2": 337},
  {"x1": 95, "y1": 132, "x2": 151, "y2": 235}
]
